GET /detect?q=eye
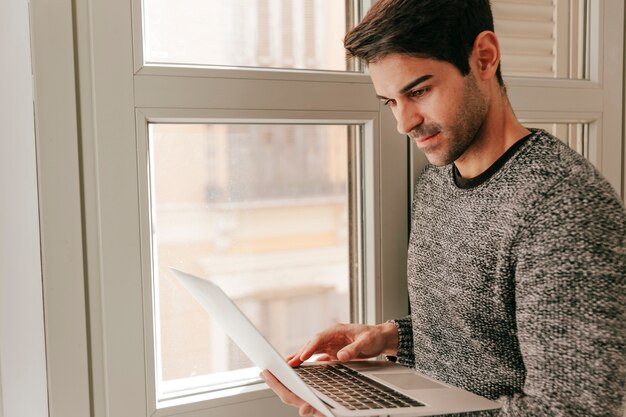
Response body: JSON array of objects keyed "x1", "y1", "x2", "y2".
[
  {"x1": 409, "y1": 87, "x2": 429, "y2": 98},
  {"x1": 382, "y1": 98, "x2": 396, "y2": 107}
]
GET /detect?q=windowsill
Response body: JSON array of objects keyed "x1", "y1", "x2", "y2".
[{"x1": 156, "y1": 380, "x2": 276, "y2": 415}]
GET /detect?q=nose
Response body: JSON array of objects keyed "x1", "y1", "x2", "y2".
[{"x1": 394, "y1": 102, "x2": 423, "y2": 135}]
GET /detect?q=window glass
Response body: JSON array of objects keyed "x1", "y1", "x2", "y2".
[
  {"x1": 148, "y1": 123, "x2": 354, "y2": 399},
  {"x1": 142, "y1": 0, "x2": 351, "y2": 71},
  {"x1": 493, "y1": 0, "x2": 589, "y2": 79}
]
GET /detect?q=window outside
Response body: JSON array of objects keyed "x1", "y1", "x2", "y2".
[
  {"x1": 143, "y1": 0, "x2": 590, "y2": 79},
  {"x1": 143, "y1": 0, "x2": 350, "y2": 71},
  {"x1": 148, "y1": 123, "x2": 354, "y2": 399}
]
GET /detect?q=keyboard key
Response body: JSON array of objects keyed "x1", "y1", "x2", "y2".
[{"x1": 294, "y1": 364, "x2": 424, "y2": 411}]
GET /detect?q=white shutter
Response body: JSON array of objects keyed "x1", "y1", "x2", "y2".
[
  {"x1": 493, "y1": 1, "x2": 595, "y2": 162},
  {"x1": 491, "y1": 0, "x2": 557, "y2": 78}
]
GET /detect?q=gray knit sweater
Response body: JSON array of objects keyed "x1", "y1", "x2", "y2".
[{"x1": 394, "y1": 129, "x2": 626, "y2": 416}]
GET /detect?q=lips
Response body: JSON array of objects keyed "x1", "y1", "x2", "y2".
[{"x1": 416, "y1": 131, "x2": 440, "y2": 144}]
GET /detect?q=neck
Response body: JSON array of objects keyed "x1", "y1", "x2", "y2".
[{"x1": 455, "y1": 91, "x2": 529, "y2": 179}]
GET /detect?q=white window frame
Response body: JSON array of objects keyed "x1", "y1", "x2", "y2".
[
  {"x1": 29, "y1": 1, "x2": 624, "y2": 417},
  {"x1": 136, "y1": 109, "x2": 385, "y2": 415},
  {"x1": 0, "y1": 2, "x2": 49, "y2": 417},
  {"x1": 503, "y1": 2, "x2": 624, "y2": 194},
  {"x1": 32, "y1": 0, "x2": 409, "y2": 416}
]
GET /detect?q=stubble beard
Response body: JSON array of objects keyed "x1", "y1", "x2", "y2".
[{"x1": 414, "y1": 73, "x2": 488, "y2": 167}]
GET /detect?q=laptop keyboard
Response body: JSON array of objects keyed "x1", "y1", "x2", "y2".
[{"x1": 294, "y1": 363, "x2": 425, "y2": 411}]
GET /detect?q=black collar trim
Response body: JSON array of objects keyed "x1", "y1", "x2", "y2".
[{"x1": 453, "y1": 131, "x2": 534, "y2": 189}]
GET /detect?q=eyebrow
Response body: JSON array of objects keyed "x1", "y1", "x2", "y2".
[
  {"x1": 375, "y1": 74, "x2": 434, "y2": 101},
  {"x1": 400, "y1": 74, "x2": 433, "y2": 94}
]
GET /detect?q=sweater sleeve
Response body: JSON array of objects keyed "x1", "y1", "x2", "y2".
[
  {"x1": 501, "y1": 177, "x2": 626, "y2": 416},
  {"x1": 389, "y1": 315, "x2": 416, "y2": 368}
]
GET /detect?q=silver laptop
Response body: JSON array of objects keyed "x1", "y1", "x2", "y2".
[{"x1": 171, "y1": 268, "x2": 500, "y2": 417}]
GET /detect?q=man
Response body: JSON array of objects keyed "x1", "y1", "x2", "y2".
[{"x1": 261, "y1": 0, "x2": 626, "y2": 415}]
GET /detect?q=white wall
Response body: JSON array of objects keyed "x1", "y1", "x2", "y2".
[{"x1": 0, "y1": 1, "x2": 49, "y2": 417}]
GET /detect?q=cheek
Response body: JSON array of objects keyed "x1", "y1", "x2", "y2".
[
  {"x1": 422, "y1": 95, "x2": 450, "y2": 125},
  {"x1": 430, "y1": 88, "x2": 464, "y2": 125}
]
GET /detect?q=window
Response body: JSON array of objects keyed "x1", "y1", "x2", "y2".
[
  {"x1": 31, "y1": 0, "x2": 623, "y2": 416},
  {"x1": 53, "y1": 0, "x2": 409, "y2": 415},
  {"x1": 135, "y1": 1, "x2": 381, "y2": 407},
  {"x1": 138, "y1": 0, "x2": 383, "y2": 402},
  {"x1": 488, "y1": 1, "x2": 622, "y2": 190},
  {"x1": 493, "y1": 0, "x2": 590, "y2": 79},
  {"x1": 143, "y1": 0, "x2": 352, "y2": 71},
  {"x1": 149, "y1": 123, "x2": 354, "y2": 399}
]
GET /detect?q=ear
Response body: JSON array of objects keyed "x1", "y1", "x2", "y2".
[{"x1": 471, "y1": 31, "x2": 500, "y2": 81}]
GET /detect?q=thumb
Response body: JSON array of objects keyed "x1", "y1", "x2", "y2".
[{"x1": 336, "y1": 340, "x2": 363, "y2": 362}]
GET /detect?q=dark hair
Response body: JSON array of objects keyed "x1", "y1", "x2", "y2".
[{"x1": 344, "y1": 0, "x2": 504, "y2": 86}]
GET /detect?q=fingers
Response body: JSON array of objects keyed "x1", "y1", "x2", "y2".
[
  {"x1": 336, "y1": 338, "x2": 363, "y2": 361},
  {"x1": 297, "y1": 326, "x2": 343, "y2": 362},
  {"x1": 287, "y1": 336, "x2": 321, "y2": 366},
  {"x1": 296, "y1": 338, "x2": 321, "y2": 364},
  {"x1": 287, "y1": 323, "x2": 370, "y2": 366},
  {"x1": 260, "y1": 370, "x2": 323, "y2": 417},
  {"x1": 286, "y1": 352, "x2": 301, "y2": 366},
  {"x1": 336, "y1": 331, "x2": 373, "y2": 362},
  {"x1": 287, "y1": 336, "x2": 328, "y2": 366},
  {"x1": 287, "y1": 350, "x2": 305, "y2": 367},
  {"x1": 299, "y1": 403, "x2": 325, "y2": 417},
  {"x1": 261, "y1": 370, "x2": 302, "y2": 407},
  {"x1": 299, "y1": 404, "x2": 314, "y2": 416}
]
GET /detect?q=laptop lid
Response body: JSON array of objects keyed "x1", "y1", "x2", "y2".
[{"x1": 170, "y1": 268, "x2": 335, "y2": 417}]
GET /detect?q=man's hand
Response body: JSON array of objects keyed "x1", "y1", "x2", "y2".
[
  {"x1": 286, "y1": 322, "x2": 399, "y2": 367},
  {"x1": 262, "y1": 322, "x2": 399, "y2": 416},
  {"x1": 260, "y1": 369, "x2": 326, "y2": 417}
]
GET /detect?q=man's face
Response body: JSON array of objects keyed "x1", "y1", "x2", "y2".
[{"x1": 369, "y1": 53, "x2": 488, "y2": 167}]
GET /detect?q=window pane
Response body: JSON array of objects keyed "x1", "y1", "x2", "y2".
[
  {"x1": 148, "y1": 123, "x2": 354, "y2": 400},
  {"x1": 142, "y1": 0, "x2": 351, "y2": 72},
  {"x1": 493, "y1": 0, "x2": 589, "y2": 79}
]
